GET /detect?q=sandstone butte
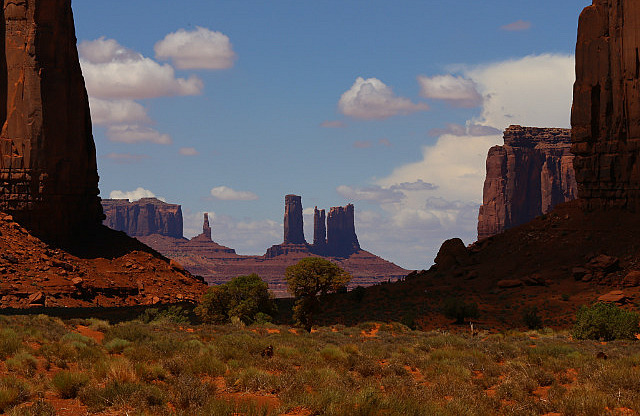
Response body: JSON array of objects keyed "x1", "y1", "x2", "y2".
[
  {"x1": 104, "y1": 195, "x2": 409, "y2": 297},
  {"x1": 477, "y1": 125, "x2": 577, "y2": 240},
  {"x1": 0, "y1": 0, "x2": 206, "y2": 308}
]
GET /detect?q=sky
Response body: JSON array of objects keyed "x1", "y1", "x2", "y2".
[{"x1": 72, "y1": 1, "x2": 589, "y2": 270}]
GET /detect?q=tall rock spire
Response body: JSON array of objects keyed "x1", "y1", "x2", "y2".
[
  {"x1": 313, "y1": 206, "x2": 326, "y2": 250},
  {"x1": 0, "y1": 0, "x2": 102, "y2": 242},
  {"x1": 203, "y1": 213, "x2": 212, "y2": 240},
  {"x1": 326, "y1": 204, "x2": 360, "y2": 257},
  {"x1": 283, "y1": 194, "x2": 305, "y2": 244}
]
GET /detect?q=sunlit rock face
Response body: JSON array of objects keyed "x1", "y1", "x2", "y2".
[
  {"x1": 478, "y1": 126, "x2": 577, "y2": 240},
  {"x1": 572, "y1": 0, "x2": 640, "y2": 210},
  {"x1": 0, "y1": 0, "x2": 103, "y2": 243}
]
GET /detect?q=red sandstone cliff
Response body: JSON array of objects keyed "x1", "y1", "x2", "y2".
[
  {"x1": 572, "y1": 0, "x2": 640, "y2": 210},
  {"x1": 478, "y1": 126, "x2": 577, "y2": 240},
  {"x1": 0, "y1": 0, "x2": 102, "y2": 243},
  {"x1": 102, "y1": 198, "x2": 183, "y2": 239}
]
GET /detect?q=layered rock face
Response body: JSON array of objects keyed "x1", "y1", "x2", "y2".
[
  {"x1": 326, "y1": 204, "x2": 360, "y2": 257},
  {"x1": 102, "y1": 198, "x2": 183, "y2": 239},
  {"x1": 478, "y1": 126, "x2": 577, "y2": 240},
  {"x1": 0, "y1": 0, "x2": 102, "y2": 242},
  {"x1": 283, "y1": 194, "x2": 306, "y2": 244},
  {"x1": 313, "y1": 207, "x2": 327, "y2": 249},
  {"x1": 572, "y1": 0, "x2": 640, "y2": 210}
]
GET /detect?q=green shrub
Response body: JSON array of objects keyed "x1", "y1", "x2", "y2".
[
  {"x1": 139, "y1": 306, "x2": 190, "y2": 324},
  {"x1": 572, "y1": 302, "x2": 640, "y2": 341},
  {"x1": 522, "y1": 306, "x2": 543, "y2": 329},
  {"x1": 196, "y1": 274, "x2": 276, "y2": 325},
  {"x1": 0, "y1": 329, "x2": 22, "y2": 359},
  {"x1": 0, "y1": 376, "x2": 31, "y2": 413},
  {"x1": 6, "y1": 352, "x2": 38, "y2": 377},
  {"x1": 442, "y1": 297, "x2": 479, "y2": 324},
  {"x1": 7, "y1": 398, "x2": 56, "y2": 416},
  {"x1": 52, "y1": 371, "x2": 89, "y2": 399},
  {"x1": 104, "y1": 338, "x2": 132, "y2": 354}
]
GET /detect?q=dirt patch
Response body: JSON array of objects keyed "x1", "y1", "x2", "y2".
[{"x1": 75, "y1": 325, "x2": 104, "y2": 344}]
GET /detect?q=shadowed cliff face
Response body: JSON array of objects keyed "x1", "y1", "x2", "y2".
[
  {"x1": 283, "y1": 194, "x2": 306, "y2": 244},
  {"x1": 0, "y1": 0, "x2": 102, "y2": 243},
  {"x1": 572, "y1": 0, "x2": 640, "y2": 210},
  {"x1": 478, "y1": 126, "x2": 577, "y2": 240}
]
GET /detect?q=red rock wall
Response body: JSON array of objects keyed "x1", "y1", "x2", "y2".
[
  {"x1": 326, "y1": 204, "x2": 360, "y2": 257},
  {"x1": 478, "y1": 126, "x2": 577, "y2": 240},
  {"x1": 102, "y1": 198, "x2": 183, "y2": 239},
  {"x1": 572, "y1": 0, "x2": 640, "y2": 210},
  {"x1": 0, "y1": 0, "x2": 102, "y2": 242},
  {"x1": 283, "y1": 194, "x2": 306, "y2": 244}
]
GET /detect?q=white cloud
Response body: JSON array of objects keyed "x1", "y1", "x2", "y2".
[
  {"x1": 467, "y1": 53, "x2": 574, "y2": 129},
  {"x1": 337, "y1": 185, "x2": 405, "y2": 204},
  {"x1": 428, "y1": 122, "x2": 501, "y2": 137},
  {"x1": 106, "y1": 125, "x2": 172, "y2": 145},
  {"x1": 418, "y1": 74, "x2": 483, "y2": 108},
  {"x1": 155, "y1": 27, "x2": 236, "y2": 70},
  {"x1": 501, "y1": 20, "x2": 532, "y2": 31},
  {"x1": 103, "y1": 153, "x2": 149, "y2": 164},
  {"x1": 179, "y1": 147, "x2": 199, "y2": 156},
  {"x1": 338, "y1": 77, "x2": 429, "y2": 120},
  {"x1": 210, "y1": 186, "x2": 259, "y2": 201},
  {"x1": 109, "y1": 187, "x2": 164, "y2": 202},
  {"x1": 79, "y1": 37, "x2": 203, "y2": 100},
  {"x1": 89, "y1": 98, "x2": 151, "y2": 126}
]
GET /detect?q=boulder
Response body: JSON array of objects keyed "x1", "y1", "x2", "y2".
[
  {"x1": 623, "y1": 271, "x2": 640, "y2": 287},
  {"x1": 597, "y1": 290, "x2": 628, "y2": 303},
  {"x1": 434, "y1": 238, "x2": 470, "y2": 270}
]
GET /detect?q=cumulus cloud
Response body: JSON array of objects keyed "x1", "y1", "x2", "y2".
[
  {"x1": 109, "y1": 187, "x2": 164, "y2": 202},
  {"x1": 106, "y1": 125, "x2": 172, "y2": 145},
  {"x1": 320, "y1": 120, "x2": 346, "y2": 128},
  {"x1": 79, "y1": 37, "x2": 203, "y2": 100},
  {"x1": 103, "y1": 153, "x2": 150, "y2": 164},
  {"x1": 428, "y1": 123, "x2": 501, "y2": 137},
  {"x1": 338, "y1": 77, "x2": 429, "y2": 120},
  {"x1": 155, "y1": 27, "x2": 236, "y2": 70},
  {"x1": 391, "y1": 180, "x2": 438, "y2": 192},
  {"x1": 501, "y1": 20, "x2": 532, "y2": 31},
  {"x1": 418, "y1": 74, "x2": 483, "y2": 108},
  {"x1": 467, "y1": 54, "x2": 574, "y2": 129},
  {"x1": 179, "y1": 147, "x2": 199, "y2": 156},
  {"x1": 89, "y1": 98, "x2": 151, "y2": 126},
  {"x1": 210, "y1": 186, "x2": 259, "y2": 201}
]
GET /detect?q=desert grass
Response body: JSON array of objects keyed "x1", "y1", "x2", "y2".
[{"x1": 0, "y1": 315, "x2": 637, "y2": 414}]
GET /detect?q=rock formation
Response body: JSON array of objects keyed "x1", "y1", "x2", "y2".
[
  {"x1": 478, "y1": 126, "x2": 577, "y2": 240},
  {"x1": 313, "y1": 207, "x2": 327, "y2": 250},
  {"x1": 202, "y1": 213, "x2": 212, "y2": 240},
  {"x1": 102, "y1": 198, "x2": 183, "y2": 239},
  {"x1": 572, "y1": 0, "x2": 640, "y2": 210},
  {"x1": 283, "y1": 194, "x2": 306, "y2": 244},
  {"x1": 326, "y1": 204, "x2": 360, "y2": 257},
  {"x1": 0, "y1": 0, "x2": 102, "y2": 243}
]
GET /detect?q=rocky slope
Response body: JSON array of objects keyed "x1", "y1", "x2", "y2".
[
  {"x1": 103, "y1": 198, "x2": 183, "y2": 239},
  {"x1": 478, "y1": 126, "x2": 577, "y2": 239}
]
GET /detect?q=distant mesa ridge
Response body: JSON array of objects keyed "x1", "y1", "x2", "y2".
[
  {"x1": 477, "y1": 125, "x2": 578, "y2": 240},
  {"x1": 102, "y1": 198, "x2": 183, "y2": 239}
]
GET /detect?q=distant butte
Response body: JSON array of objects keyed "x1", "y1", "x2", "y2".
[
  {"x1": 478, "y1": 125, "x2": 577, "y2": 240},
  {"x1": 106, "y1": 195, "x2": 409, "y2": 296}
]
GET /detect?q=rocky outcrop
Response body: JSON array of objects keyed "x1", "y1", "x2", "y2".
[
  {"x1": 326, "y1": 204, "x2": 360, "y2": 257},
  {"x1": 202, "y1": 213, "x2": 212, "y2": 240},
  {"x1": 572, "y1": 0, "x2": 640, "y2": 210},
  {"x1": 102, "y1": 198, "x2": 183, "y2": 239},
  {"x1": 478, "y1": 126, "x2": 577, "y2": 240},
  {"x1": 313, "y1": 207, "x2": 327, "y2": 250},
  {"x1": 0, "y1": 0, "x2": 103, "y2": 243},
  {"x1": 284, "y1": 194, "x2": 306, "y2": 244}
]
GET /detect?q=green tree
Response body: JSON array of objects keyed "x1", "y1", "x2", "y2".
[
  {"x1": 285, "y1": 257, "x2": 351, "y2": 332},
  {"x1": 572, "y1": 302, "x2": 640, "y2": 341},
  {"x1": 195, "y1": 274, "x2": 276, "y2": 324},
  {"x1": 442, "y1": 297, "x2": 479, "y2": 325}
]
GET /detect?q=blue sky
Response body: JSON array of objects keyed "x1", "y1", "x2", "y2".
[{"x1": 72, "y1": 1, "x2": 588, "y2": 269}]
